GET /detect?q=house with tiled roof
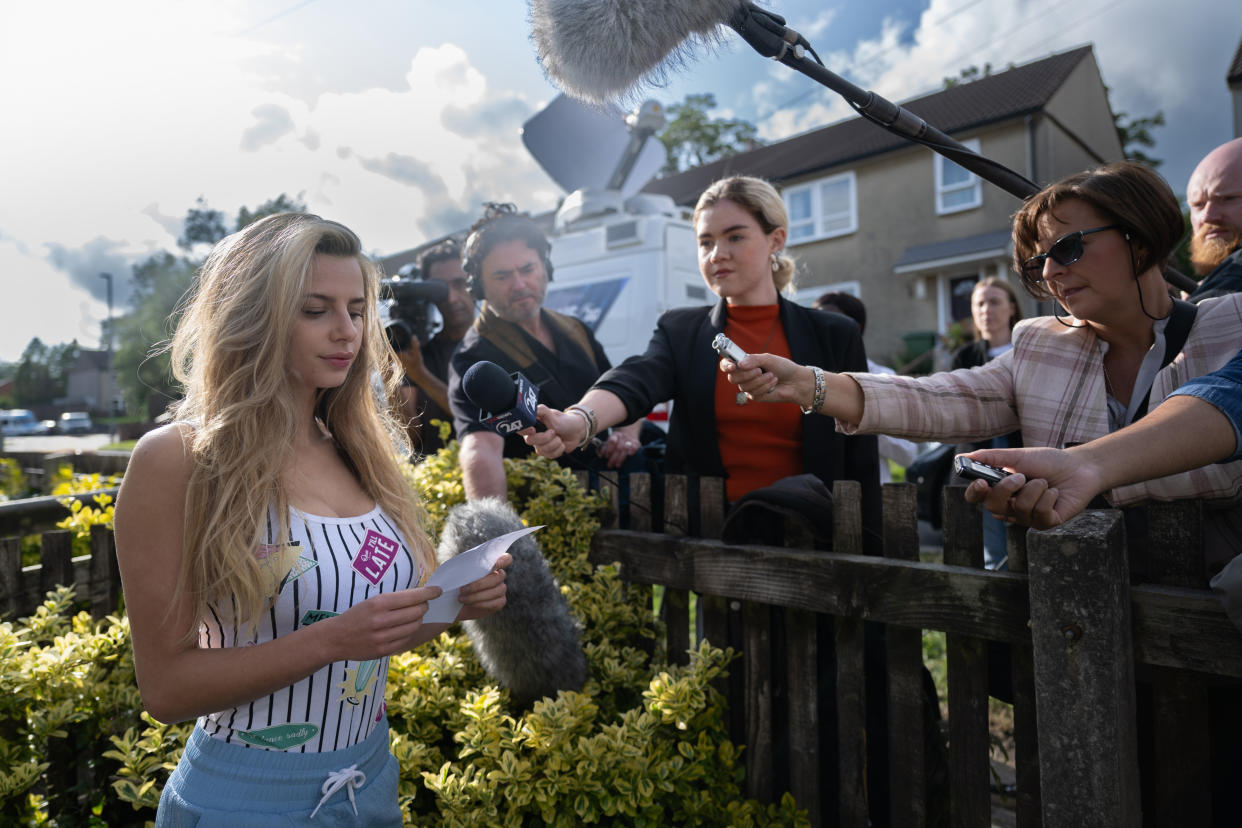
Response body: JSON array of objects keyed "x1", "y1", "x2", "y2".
[{"x1": 644, "y1": 45, "x2": 1124, "y2": 368}]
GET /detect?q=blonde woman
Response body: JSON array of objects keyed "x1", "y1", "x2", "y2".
[
  {"x1": 522, "y1": 175, "x2": 881, "y2": 528},
  {"x1": 114, "y1": 214, "x2": 510, "y2": 824}
]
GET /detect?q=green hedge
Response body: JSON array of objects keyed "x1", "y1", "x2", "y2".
[{"x1": 0, "y1": 446, "x2": 807, "y2": 826}]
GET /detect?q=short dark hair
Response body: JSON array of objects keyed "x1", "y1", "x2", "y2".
[
  {"x1": 813, "y1": 291, "x2": 866, "y2": 335},
  {"x1": 417, "y1": 238, "x2": 462, "y2": 281},
  {"x1": 1012, "y1": 161, "x2": 1184, "y2": 299},
  {"x1": 461, "y1": 202, "x2": 551, "y2": 278}
]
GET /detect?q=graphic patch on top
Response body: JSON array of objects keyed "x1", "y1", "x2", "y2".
[
  {"x1": 236, "y1": 723, "x2": 320, "y2": 750},
  {"x1": 351, "y1": 529, "x2": 400, "y2": 586}
]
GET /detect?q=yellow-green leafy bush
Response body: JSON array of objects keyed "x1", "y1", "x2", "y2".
[{"x1": 3, "y1": 446, "x2": 807, "y2": 826}]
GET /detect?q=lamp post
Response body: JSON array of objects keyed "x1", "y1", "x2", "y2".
[{"x1": 98, "y1": 272, "x2": 114, "y2": 441}]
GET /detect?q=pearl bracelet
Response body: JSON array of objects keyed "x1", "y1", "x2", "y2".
[{"x1": 800, "y1": 366, "x2": 826, "y2": 415}]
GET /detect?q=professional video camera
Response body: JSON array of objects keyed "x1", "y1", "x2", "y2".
[{"x1": 381, "y1": 262, "x2": 449, "y2": 353}]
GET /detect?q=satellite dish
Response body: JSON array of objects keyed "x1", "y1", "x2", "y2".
[{"x1": 521, "y1": 94, "x2": 666, "y2": 197}]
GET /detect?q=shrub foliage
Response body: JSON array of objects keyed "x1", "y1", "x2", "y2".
[{"x1": 0, "y1": 448, "x2": 807, "y2": 826}]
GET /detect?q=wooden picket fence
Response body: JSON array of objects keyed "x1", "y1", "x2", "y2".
[
  {"x1": 5, "y1": 472, "x2": 1241, "y2": 827},
  {"x1": 577, "y1": 471, "x2": 1242, "y2": 828}
]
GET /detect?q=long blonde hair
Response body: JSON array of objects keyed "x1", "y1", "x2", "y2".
[
  {"x1": 694, "y1": 176, "x2": 796, "y2": 292},
  {"x1": 168, "y1": 213, "x2": 434, "y2": 635}
]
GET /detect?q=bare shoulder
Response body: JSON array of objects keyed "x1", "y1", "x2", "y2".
[
  {"x1": 117, "y1": 424, "x2": 194, "y2": 517},
  {"x1": 127, "y1": 423, "x2": 194, "y2": 477}
]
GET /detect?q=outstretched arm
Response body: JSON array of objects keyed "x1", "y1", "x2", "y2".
[
  {"x1": 521, "y1": 388, "x2": 638, "y2": 468},
  {"x1": 721, "y1": 353, "x2": 867, "y2": 425},
  {"x1": 962, "y1": 394, "x2": 1237, "y2": 529}
]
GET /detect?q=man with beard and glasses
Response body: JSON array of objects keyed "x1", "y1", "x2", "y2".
[
  {"x1": 447, "y1": 203, "x2": 643, "y2": 500},
  {"x1": 1187, "y1": 138, "x2": 1242, "y2": 303}
]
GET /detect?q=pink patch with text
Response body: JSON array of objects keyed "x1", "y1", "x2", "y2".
[{"x1": 351, "y1": 529, "x2": 400, "y2": 586}]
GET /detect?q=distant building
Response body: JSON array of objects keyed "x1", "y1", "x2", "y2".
[
  {"x1": 62, "y1": 349, "x2": 114, "y2": 413},
  {"x1": 643, "y1": 46, "x2": 1124, "y2": 369}
]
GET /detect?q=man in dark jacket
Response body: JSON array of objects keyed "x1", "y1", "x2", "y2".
[{"x1": 1187, "y1": 138, "x2": 1242, "y2": 303}]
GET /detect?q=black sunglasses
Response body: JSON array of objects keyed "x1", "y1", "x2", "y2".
[{"x1": 1022, "y1": 225, "x2": 1121, "y2": 279}]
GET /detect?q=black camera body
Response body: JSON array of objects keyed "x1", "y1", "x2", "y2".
[{"x1": 381, "y1": 267, "x2": 449, "y2": 353}]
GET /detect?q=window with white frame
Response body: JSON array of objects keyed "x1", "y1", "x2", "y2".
[
  {"x1": 783, "y1": 171, "x2": 858, "y2": 244},
  {"x1": 935, "y1": 137, "x2": 982, "y2": 214}
]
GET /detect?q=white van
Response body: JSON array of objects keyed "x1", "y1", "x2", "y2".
[{"x1": 0, "y1": 409, "x2": 45, "y2": 436}]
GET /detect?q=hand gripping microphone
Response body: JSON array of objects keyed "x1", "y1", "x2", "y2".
[{"x1": 461, "y1": 360, "x2": 540, "y2": 436}]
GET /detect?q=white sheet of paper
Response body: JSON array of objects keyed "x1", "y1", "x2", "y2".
[{"x1": 423, "y1": 525, "x2": 542, "y2": 623}]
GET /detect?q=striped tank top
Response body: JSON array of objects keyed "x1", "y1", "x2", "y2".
[{"x1": 197, "y1": 505, "x2": 421, "y2": 752}]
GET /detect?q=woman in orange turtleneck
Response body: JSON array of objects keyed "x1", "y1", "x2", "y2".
[{"x1": 522, "y1": 176, "x2": 880, "y2": 537}]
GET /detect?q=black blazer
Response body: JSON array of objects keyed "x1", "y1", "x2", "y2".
[{"x1": 595, "y1": 295, "x2": 882, "y2": 550}]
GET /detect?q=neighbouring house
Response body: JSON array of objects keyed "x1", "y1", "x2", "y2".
[
  {"x1": 62, "y1": 349, "x2": 114, "y2": 414},
  {"x1": 642, "y1": 45, "x2": 1125, "y2": 369}
]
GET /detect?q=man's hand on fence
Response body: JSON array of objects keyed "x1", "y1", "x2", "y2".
[{"x1": 961, "y1": 447, "x2": 1105, "y2": 530}]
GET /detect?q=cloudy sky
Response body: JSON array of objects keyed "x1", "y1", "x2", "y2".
[{"x1": 0, "y1": 0, "x2": 1236, "y2": 364}]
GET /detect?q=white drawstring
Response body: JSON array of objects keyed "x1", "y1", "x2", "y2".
[{"x1": 309, "y1": 764, "x2": 366, "y2": 820}]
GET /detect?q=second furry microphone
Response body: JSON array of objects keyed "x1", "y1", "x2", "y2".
[{"x1": 436, "y1": 497, "x2": 588, "y2": 708}]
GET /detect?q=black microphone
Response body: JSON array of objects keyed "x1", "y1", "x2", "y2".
[
  {"x1": 436, "y1": 497, "x2": 588, "y2": 709},
  {"x1": 461, "y1": 360, "x2": 541, "y2": 436}
]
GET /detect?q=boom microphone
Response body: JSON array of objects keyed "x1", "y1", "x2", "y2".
[
  {"x1": 437, "y1": 497, "x2": 588, "y2": 708},
  {"x1": 530, "y1": 0, "x2": 745, "y2": 105}
]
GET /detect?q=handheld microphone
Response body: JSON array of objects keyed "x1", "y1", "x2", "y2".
[
  {"x1": 461, "y1": 360, "x2": 540, "y2": 436},
  {"x1": 437, "y1": 497, "x2": 588, "y2": 709}
]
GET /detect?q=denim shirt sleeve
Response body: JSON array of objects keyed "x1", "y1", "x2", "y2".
[{"x1": 1167, "y1": 349, "x2": 1242, "y2": 462}]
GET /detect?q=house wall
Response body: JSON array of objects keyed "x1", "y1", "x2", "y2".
[
  {"x1": 785, "y1": 121, "x2": 1031, "y2": 365},
  {"x1": 782, "y1": 57, "x2": 1124, "y2": 366},
  {"x1": 1035, "y1": 57, "x2": 1125, "y2": 185}
]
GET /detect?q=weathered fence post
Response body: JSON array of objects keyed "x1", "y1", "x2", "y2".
[
  {"x1": 882, "y1": 482, "x2": 925, "y2": 827},
  {"x1": 0, "y1": 535, "x2": 19, "y2": 618},
  {"x1": 663, "y1": 474, "x2": 690, "y2": 666},
  {"x1": 832, "y1": 479, "x2": 869, "y2": 827},
  {"x1": 1145, "y1": 500, "x2": 1212, "y2": 827},
  {"x1": 88, "y1": 523, "x2": 120, "y2": 618},
  {"x1": 1027, "y1": 510, "x2": 1140, "y2": 827},
  {"x1": 942, "y1": 486, "x2": 991, "y2": 827},
  {"x1": 39, "y1": 530, "x2": 74, "y2": 598}
]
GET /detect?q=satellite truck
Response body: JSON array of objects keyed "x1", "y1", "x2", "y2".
[
  {"x1": 380, "y1": 95, "x2": 708, "y2": 426},
  {"x1": 522, "y1": 94, "x2": 707, "y2": 378}
]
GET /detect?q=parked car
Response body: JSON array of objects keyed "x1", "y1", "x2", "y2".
[
  {"x1": 59, "y1": 411, "x2": 93, "y2": 434},
  {"x1": 0, "y1": 409, "x2": 46, "y2": 436},
  {"x1": 41, "y1": 418, "x2": 58, "y2": 434}
]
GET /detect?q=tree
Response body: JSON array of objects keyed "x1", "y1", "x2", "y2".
[
  {"x1": 112, "y1": 252, "x2": 197, "y2": 419},
  {"x1": 235, "y1": 193, "x2": 306, "y2": 230},
  {"x1": 113, "y1": 193, "x2": 308, "y2": 419},
  {"x1": 1114, "y1": 109, "x2": 1165, "y2": 169},
  {"x1": 178, "y1": 197, "x2": 229, "y2": 250},
  {"x1": 12, "y1": 338, "x2": 79, "y2": 407},
  {"x1": 656, "y1": 94, "x2": 762, "y2": 176}
]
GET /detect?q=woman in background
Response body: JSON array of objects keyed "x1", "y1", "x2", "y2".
[{"x1": 950, "y1": 277, "x2": 1024, "y2": 568}]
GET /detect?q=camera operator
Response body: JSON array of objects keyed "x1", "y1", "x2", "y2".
[{"x1": 395, "y1": 239, "x2": 476, "y2": 454}]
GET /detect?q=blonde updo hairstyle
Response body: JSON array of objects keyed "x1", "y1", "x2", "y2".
[
  {"x1": 168, "y1": 213, "x2": 434, "y2": 636},
  {"x1": 694, "y1": 176, "x2": 796, "y2": 293}
]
